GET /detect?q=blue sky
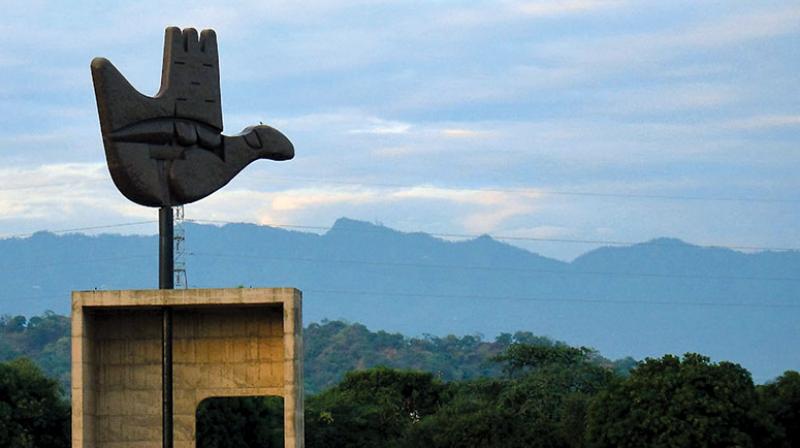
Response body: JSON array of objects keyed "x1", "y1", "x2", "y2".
[{"x1": 0, "y1": 0, "x2": 798, "y2": 260}]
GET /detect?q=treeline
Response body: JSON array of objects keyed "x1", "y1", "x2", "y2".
[
  {"x1": 1, "y1": 312, "x2": 798, "y2": 446},
  {"x1": 1, "y1": 344, "x2": 798, "y2": 447},
  {"x1": 304, "y1": 319, "x2": 635, "y2": 393},
  {"x1": 300, "y1": 350, "x2": 800, "y2": 447},
  {"x1": 0, "y1": 312, "x2": 637, "y2": 393}
]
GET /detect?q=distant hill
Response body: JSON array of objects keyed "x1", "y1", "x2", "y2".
[{"x1": 0, "y1": 217, "x2": 797, "y2": 381}]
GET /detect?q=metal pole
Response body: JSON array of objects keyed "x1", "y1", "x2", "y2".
[
  {"x1": 159, "y1": 206, "x2": 174, "y2": 448},
  {"x1": 159, "y1": 206, "x2": 174, "y2": 289}
]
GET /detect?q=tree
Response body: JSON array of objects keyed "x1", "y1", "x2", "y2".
[
  {"x1": 759, "y1": 370, "x2": 800, "y2": 447},
  {"x1": 493, "y1": 342, "x2": 592, "y2": 378},
  {"x1": 305, "y1": 367, "x2": 445, "y2": 448},
  {"x1": 196, "y1": 396, "x2": 284, "y2": 448},
  {"x1": 0, "y1": 358, "x2": 70, "y2": 448},
  {"x1": 402, "y1": 379, "x2": 527, "y2": 448},
  {"x1": 1, "y1": 315, "x2": 27, "y2": 333},
  {"x1": 586, "y1": 353, "x2": 781, "y2": 448},
  {"x1": 404, "y1": 343, "x2": 614, "y2": 448}
]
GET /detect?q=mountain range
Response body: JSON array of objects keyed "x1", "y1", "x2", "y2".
[{"x1": 0, "y1": 217, "x2": 797, "y2": 382}]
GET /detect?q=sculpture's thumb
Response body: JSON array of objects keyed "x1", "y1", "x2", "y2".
[{"x1": 90, "y1": 57, "x2": 166, "y2": 136}]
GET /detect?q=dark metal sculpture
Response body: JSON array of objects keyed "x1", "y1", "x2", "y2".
[
  {"x1": 90, "y1": 27, "x2": 293, "y2": 448},
  {"x1": 91, "y1": 26, "x2": 294, "y2": 207}
]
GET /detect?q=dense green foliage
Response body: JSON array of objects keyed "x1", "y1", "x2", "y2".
[
  {"x1": 1, "y1": 313, "x2": 798, "y2": 447},
  {"x1": 0, "y1": 358, "x2": 70, "y2": 448},
  {"x1": 401, "y1": 344, "x2": 613, "y2": 448},
  {"x1": 306, "y1": 368, "x2": 446, "y2": 447},
  {"x1": 759, "y1": 371, "x2": 800, "y2": 447},
  {"x1": 196, "y1": 396, "x2": 284, "y2": 448},
  {"x1": 0, "y1": 312, "x2": 636, "y2": 394},
  {"x1": 586, "y1": 354, "x2": 782, "y2": 447},
  {"x1": 304, "y1": 348, "x2": 800, "y2": 447},
  {"x1": 0, "y1": 312, "x2": 70, "y2": 389},
  {"x1": 304, "y1": 319, "x2": 604, "y2": 393}
]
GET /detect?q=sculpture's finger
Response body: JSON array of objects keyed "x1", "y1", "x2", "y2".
[
  {"x1": 182, "y1": 28, "x2": 199, "y2": 53},
  {"x1": 200, "y1": 29, "x2": 218, "y2": 59},
  {"x1": 163, "y1": 26, "x2": 183, "y2": 60},
  {"x1": 160, "y1": 27, "x2": 184, "y2": 94}
]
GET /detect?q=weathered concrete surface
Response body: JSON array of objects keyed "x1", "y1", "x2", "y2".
[{"x1": 71, "y1": 288, "x2": 303, "y2": 448}]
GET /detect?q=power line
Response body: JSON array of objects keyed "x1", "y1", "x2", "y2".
[
  {"x1": 0, "y1": 217, "x2": 795, "y2": 272},
  {"x1": 187, "y1": 219, "x2": 329, "y2": 231},
  {"x1": 185, "y1": 219, "x2": 800, "y2": 252},
  {"x1": 0, "y1": 214, "x2": 796, "y2": 255},
  {"x1": 0, "y1": 177, "x2": 109, "y2": 192},
  {"x1": 303, "y1": 288, "x2": 800, "y2": 309},
  {"x1": 0, "y1": 182, "x2": 77, "y2": 192},
  {"x1": 0, "y1": 220, "x2": 158, "y2": 239},
  {"x1": 188, "y1": 251, "x2": 800, "y2": 283}
]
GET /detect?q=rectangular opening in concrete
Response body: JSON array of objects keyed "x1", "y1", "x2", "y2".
[{"x1": 196, "y1": 396, "x2": 284, "y2": 448}]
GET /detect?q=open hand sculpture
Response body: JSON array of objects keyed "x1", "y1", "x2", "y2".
[{"x1": 91, "y1": 27, "x2": 294, "y2": 207}]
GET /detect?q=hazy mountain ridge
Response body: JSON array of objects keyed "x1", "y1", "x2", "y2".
[{"x1": 0, "y1": 217, "x2": 797, "y2": 381}]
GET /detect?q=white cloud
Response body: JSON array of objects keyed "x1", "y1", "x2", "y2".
[
  {"x1": 502, "y1": 225, "x2": 572, "y2": 239},
  {"x1": 440, "y1": 128, "x2": 490, "y2": 138},
  {"x1": 514, "y1": 0, "x2": 627, "y2": 17},
  {"x1": 0, "y1": 0, "x2": 796, "y2": 262},
  {"x1": 370, "y1": 146, "x2": 418, "y2": 158},
  {"x1": 0, "y1": 163, "x2": 152, "y2": 233},
  {"x1": 185, "y1": 184, "x2": 544, "y2": 237},
  {"x1": 348, "y1": 118, "x2": 412, "y2": 135}
]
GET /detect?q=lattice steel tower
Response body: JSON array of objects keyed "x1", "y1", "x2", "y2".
[{"x1": 173, "y1": 205, "x2": 188, "y2": 289}]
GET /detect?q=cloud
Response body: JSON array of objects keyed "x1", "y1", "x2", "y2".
[
  {"x1": 0, "y1": 163, "x2": 106, "y2": 191},
  {"x1": 0, "y1": 0, "x2": 797, "y2": 262},
  {"x1": 0, "y1": 163, "x2": 152, "y2": 234},
  {"x1": 439, "y1": 0, "x2": 629, "y2": 26},
  {"x1": 667, "y1": 7, "x2": 800, "y2": 49},
  {"x1": 271, "y1": 189, "x2": 378, "y2": 211},
  {"x1": 370, "y1": 146, "x2": 418, "y2": 158},
  {"x1": 591, "y1": 83, "x2": 741, "y2": 115},
  {"x1": 514, "y1": 0, "x2": 627, "y2": 17},
  {"x1": 726, "y1": 115, "x2": 800, "y2": 130},
  {"x1": 186, "y1": 184, "x2": 544, "y2": 237},
  {"x1": 501, "y1": 225, "x2": 572, "y2": 239},
  {"x1": 348, "y1": 118, "x2": 412, "y2": 135},
  {"x1": 393, "y1": 65, "x2": 586, "y2": 112},
  {"x1": 0, "y1": 165, "x2": 540, "y2": 238},
  {"x1": 440, "y1": 128, "x2": 489, "y2": 138},
  {"x1": 532, "y1": 5, "x2": 800, "y2": 74}
]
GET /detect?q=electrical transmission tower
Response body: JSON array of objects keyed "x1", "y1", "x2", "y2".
[{"x1": 173, "y1": 205, "x2": 188, "y2": 289}]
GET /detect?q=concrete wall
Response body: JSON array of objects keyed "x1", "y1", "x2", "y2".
[{"x1": 71, "y1": 288, "x2": 303, "y2": 448}]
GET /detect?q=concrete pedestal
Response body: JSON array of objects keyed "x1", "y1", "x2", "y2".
[{"x1": 71, "y1": 288, "x2": 303, "y2": 448}]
